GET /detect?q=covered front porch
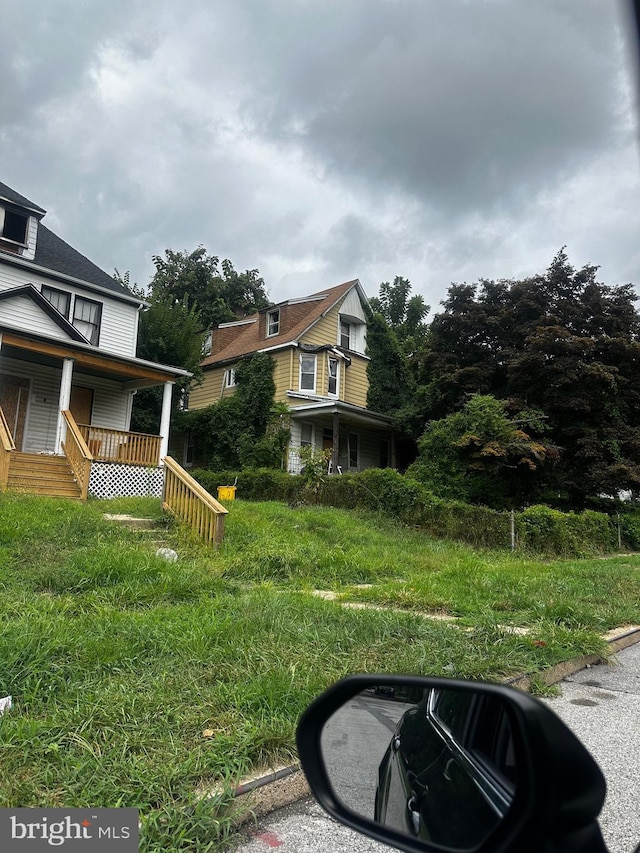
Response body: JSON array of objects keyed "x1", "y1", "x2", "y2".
[
  {"x1": 287, "y1": 400, "x2": 395, "y2": 475},
  {"x1": 0, "y1": 329, "x2": 186, "y2": 498}
]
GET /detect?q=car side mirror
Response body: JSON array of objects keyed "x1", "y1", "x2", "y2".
[{"x1": 296, "y1": 675, "x2": 608, "y2": 853}]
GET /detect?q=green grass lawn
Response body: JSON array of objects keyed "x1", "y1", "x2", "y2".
[{"x1": 1, "y1": 494, "x2": 639, "y2": 850}]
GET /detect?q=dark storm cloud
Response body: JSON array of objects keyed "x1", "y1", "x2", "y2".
[
  {"x1": 0, "y1": 0, "x2": 637, "y2": 304},
  {"x1": 229, "y1": 0, "x2": 626, "y2": 215}
]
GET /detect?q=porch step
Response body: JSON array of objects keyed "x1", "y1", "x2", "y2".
[{"x1": 7, "y1": 453, "x2": 82, "y2": 499}]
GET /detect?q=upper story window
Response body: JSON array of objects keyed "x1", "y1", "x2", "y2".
[
  {"x1": 299, "y1": 353, "x2": 317, "y2": 393},
  {"x1": 267, "y1": 309, "x2": 280, "y2": 337},
  {"x1": 73, "y1": 296, "x2": 102, "y2": 346},
  {"x1": 340, "y1": 321, "x2": 352, "y2": 350},
  {"x1": 224, "y1": 368, "x2": 237, "y2": 388},
  {"x1": 327, "y1": 356, "x2": 339, "y2": 397},
  {"x1": 0, "y1": 208, "x2": 29, "y2": 246},
  {"x1": 42, "y1": 285, "x2": 71, "y2": 318}
]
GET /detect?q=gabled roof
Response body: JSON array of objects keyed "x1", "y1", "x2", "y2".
[
  {"x1": 33, "y1": 224, "x2": 130, "y2": 296},
  {"x1": 0, "y1": 284, "x2": 89, "y2": 342},
  {"x1": 202, "y1": 279, "x2": 367, "y2": 367}
]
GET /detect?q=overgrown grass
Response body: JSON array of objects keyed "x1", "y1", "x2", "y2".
[{"x1": 1, "y1": 494, "x2": 639, "y2": 851}]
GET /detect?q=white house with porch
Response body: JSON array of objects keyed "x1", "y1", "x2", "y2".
[{"x1": 0, "y1": 180, "x2": 189, "y2": 500}]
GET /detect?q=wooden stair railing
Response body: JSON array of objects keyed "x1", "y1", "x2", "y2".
[
  {"x1": 162, "y1": 456, "x2": 229, "y2": 547},
  {"x1": 61, "y1": 410, "x2": 93, "y2": 501},
  {"x1": 0, "y1": 406, "x2": 16, "y2": 491}
]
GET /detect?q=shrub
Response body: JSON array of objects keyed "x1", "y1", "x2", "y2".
[
  {"x1": 191, "y1": 467, "x2": 626, "y2": 556},
  {"x1": 420, "y1": 498, "x2": 510, "y2": 549},
  {"x1": 516, "y1": 505, "x2": 615, "y2": 556},
  {"x1": 191, "y1": 468, "x2": 302, "y2": 503},
  {"x1": 618, "y1": 510, "x2": 640, "y2": 551}
]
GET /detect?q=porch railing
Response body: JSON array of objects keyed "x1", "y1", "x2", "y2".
[
  {"x1": 0, "y1": 406, "x2": 16, "y2": 490},
  {"x1": 78, "y1": 425, "x2": 162, "y2": 467},
  {"x1": 61, "y1": 410, "x2": 92, "y2": 500},
  {"x1": 162, "y1": 456, "x2": 229, "y2": 547}
]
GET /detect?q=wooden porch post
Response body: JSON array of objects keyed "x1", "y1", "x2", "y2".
[
  {"x1": 158, "y1": 381, "x2": 174, "y2": 463},
  {"x1": 55, "y1": 358, "x2": 74, "y2": 454},
  {"x1": 390, "y1": 431, "x2": 397, "y2": 469},
  {"x1": 331, "y1": 411, "x2": 340, "y2": 475}
]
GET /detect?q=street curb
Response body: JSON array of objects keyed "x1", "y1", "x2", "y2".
[
  {"x1": 233, "y1": 626, "x2": 640, "y2": 821},
  {"x1": 505, "y1": 625, "x2": 640, "y2": 692}
]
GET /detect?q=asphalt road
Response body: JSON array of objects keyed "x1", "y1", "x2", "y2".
[
  {"x1": 543, "y1": 642, "x2": 640, "y2": 853},
  {"x1": 232, "y1": 644, "x2": 640, "y2": 853}
]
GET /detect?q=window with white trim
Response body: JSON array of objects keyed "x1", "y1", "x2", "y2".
[
  {"x1": 42, "y1": 285, "x2": 71, "y2": 318},
  {"x1": 224, "y1": 368, "x2": 237, "y2": 388},
  {"x1": 72, "y1": 296, "x2": 102, "y2": 345},
  {"x1": 327, "y1": 356, "x2": 339, "y2": 397},
  {"x1": 340, "y1": 321, "x2": 352, "y2": 350},
  {"x1": 299, "y1": 354, "x2": 316, "y2": 392},
  {"x1": 267, "y1": 309, "x2": 280, "y2": 337}
]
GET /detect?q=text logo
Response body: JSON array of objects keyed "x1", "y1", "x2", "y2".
[{"x1": 0, "y1": 809, "x2": 138, "y2": 851}]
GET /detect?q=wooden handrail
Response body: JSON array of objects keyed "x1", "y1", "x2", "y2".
[
  {"x1": 162, "y1": 456, "x2": 229, "y2": 547},
  {"x1": 61, "y1": 410, "x2": 92, "y2": 500},
  {"x1": 78, "y1": 424, "x2": 161, "y2": 467},
  {"x1": 0, "y1": 406, "x2": 15, "y2": 490}
]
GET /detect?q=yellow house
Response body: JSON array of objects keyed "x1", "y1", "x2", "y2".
[{"x1": 188, "y1": 279, "x2": 395, "y2": 473}]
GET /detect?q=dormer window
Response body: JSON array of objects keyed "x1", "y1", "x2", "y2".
[
  {"x1": 202, "y1": 330, "x2": 212, "y2": 356},
  {"x1": 267, "y1": 309, "x2": 280, "y2": 337},
  {"x1": 340, "y1": 321, "x2": 351, "y2": 350},
  {"x1": 0, "y1": 208, "x2": 29, "y2": 247}
]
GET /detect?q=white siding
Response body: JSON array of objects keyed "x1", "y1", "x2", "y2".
[
  {"x1": 1, "y1": 295, "x2": 74, "y2": 340},
  {"x1": 338, "y1": 289, "x2": 367, "y2": 354},
  {"x1": 23, "y1": 217, "x2": 38, "y2": 261},
  {"x1": 0, "y1": 355, "x2": 132, "y2": 452},
  {"x1": 0, "y1": 262, "x2": 139, "y2": 357},
  {"x1": 340, "y1": 288, "x2": 367, "y2": 322}
]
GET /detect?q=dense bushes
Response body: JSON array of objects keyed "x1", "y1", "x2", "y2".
[
  {"x1": 190, "y1": 468, "x2": 302, "y2": 503},
  {"x1": 516, "y1": 506, "x2": 616, "y2": 557},
  {"x1": 190, "y1": 466, "x2": 640, "y2": 556}
]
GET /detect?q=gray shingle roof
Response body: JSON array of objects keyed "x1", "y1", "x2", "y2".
[
  {"x1": 0, "y1": 181, "x2": 46, "y2": 215},
  {"x1": 34, "y1": 224, "x2": 131, "y2": 297},
  {"x1": 0, "y1": 181, "x2": 132, "y2": 298}
]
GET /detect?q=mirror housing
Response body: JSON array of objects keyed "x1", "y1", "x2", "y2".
[{"x1": 296, "y1": 675, "x2": 607, "y2": 853}]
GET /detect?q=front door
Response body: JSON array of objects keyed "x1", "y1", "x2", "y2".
[
  {"x1": 0, "y1": 374, "x2": 29, "y2": 450},
  {"x1": 70, "y1": 386, "x2": 94, "y2": 426}
]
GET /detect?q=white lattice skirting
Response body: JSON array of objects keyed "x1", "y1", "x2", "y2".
[{"x1": 89, "y1": 462, "x2": 164, "y2": 499}]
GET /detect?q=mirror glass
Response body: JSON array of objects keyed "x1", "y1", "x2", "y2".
[{"x1": 320, "y1": 683, "x2": 517, "y2": 851}]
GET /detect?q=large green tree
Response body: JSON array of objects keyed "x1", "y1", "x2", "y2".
[
  {"x1": 130, "y1": 296, "x2": 206, "y2": 434},
  {"x1": 370, "y1": 276, "x2": 430, "y2": 357},
  {"x1": 149, "y1": 247, "x2": 270, "y2": 328},
  {"x1": 416, "y1": 250, "x2": 640, "y2": 505},
  {"x1": 120, "y1": 247, "x2": 270, "y2": 434}
]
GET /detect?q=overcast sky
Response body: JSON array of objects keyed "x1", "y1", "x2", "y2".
[{"x1": 2, "y1": 0, "x2": 639, "y2": 313}]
